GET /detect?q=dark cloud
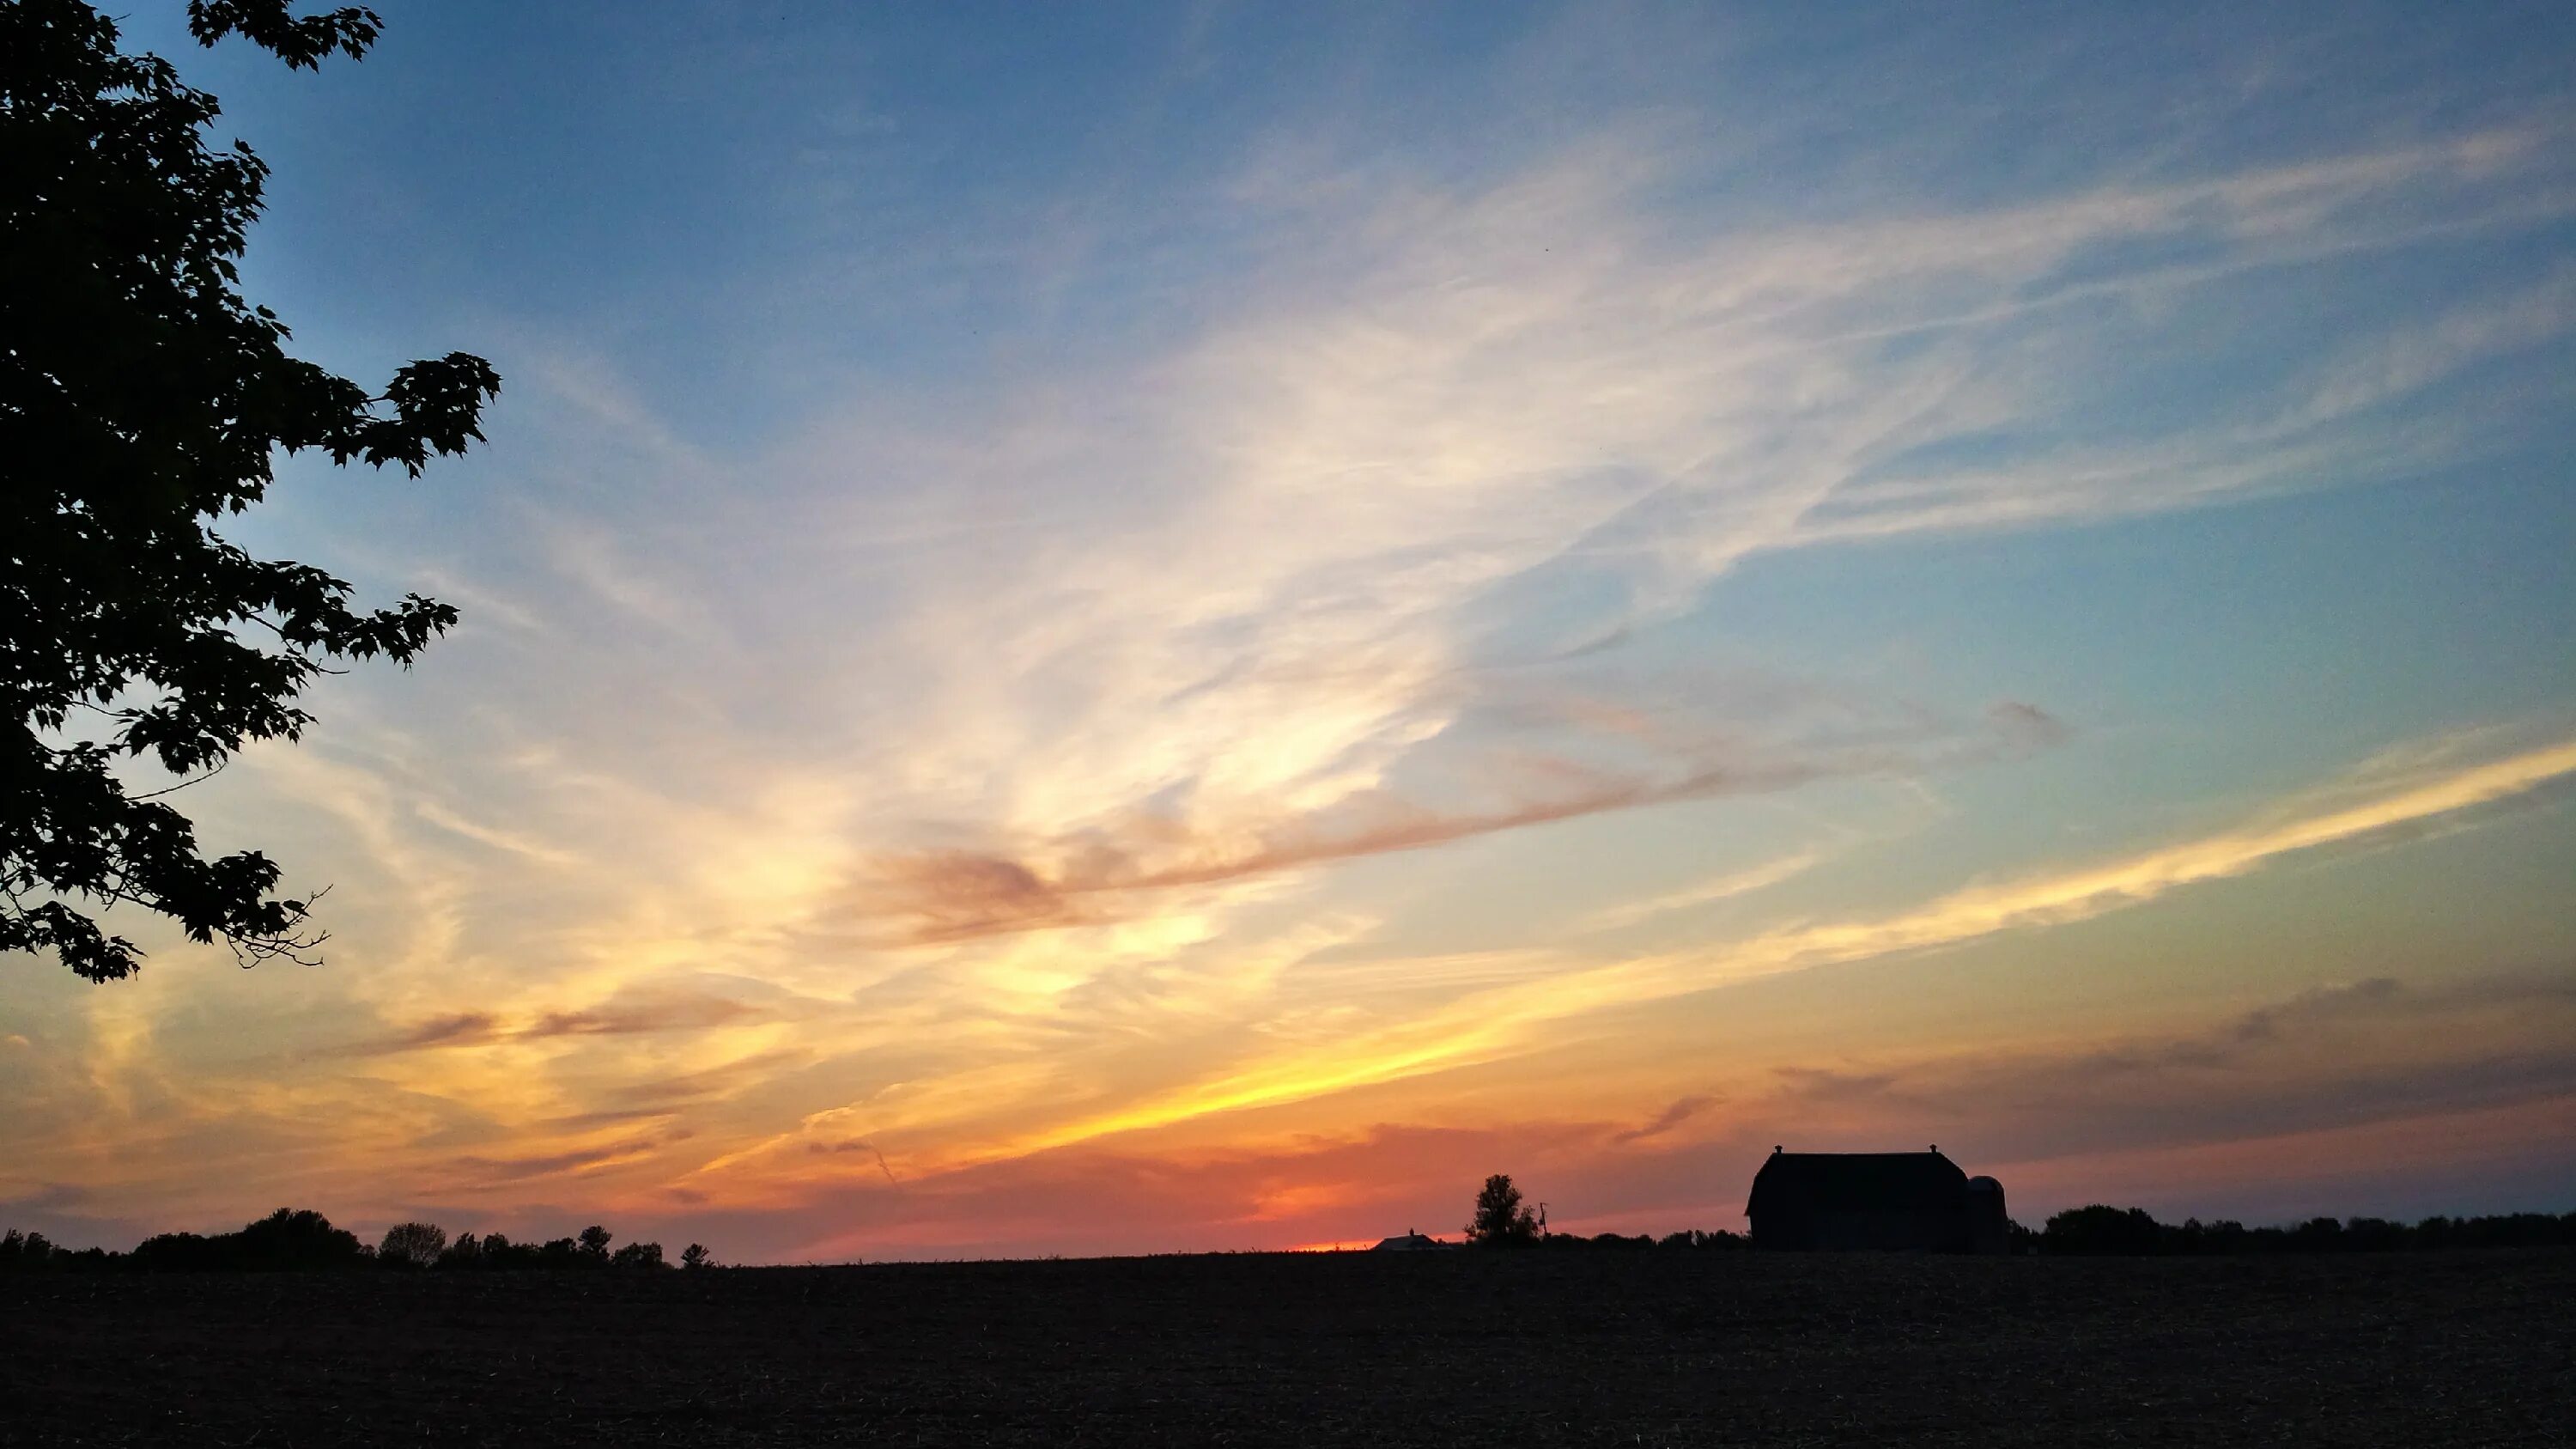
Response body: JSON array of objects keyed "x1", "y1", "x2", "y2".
[
  {"x1": 877, "y1": 850, "x2": 1091, "y2": 941},
  {"x1": 525, "y1": 993, "x2": 755, "y2": 1038},
  {"x1": 809, "y1": 1138, "x2": 902, "y2": 1188},
  {"x1": 1612, "y1": 1093, "x2": 1722, "y2": 1145},
  {"x1": 345, "y1": 1012, "x2": 505, "y2": 1055},
  {"x1": 1749, "y1": 969, "x2": 2576, "y2": 1172},
  {"x1": 1772, "y1": 1067, "x2": 1898, "y2": 1103},
  {"x1": 1986, "y1": 700, "x2": 2072, "y2": 751},
  {"x1": 2229, "y1": 976, "x2": 2401, "y2": 1044},
  {"x1": 444, "y1": 1129, "x2": 690, "y2": 1185},
  {"x1": 346, "y1": 993, "x2": 757, "y2": 1058},
  {"x1": 538, "y1": 1106, "x2": 683, "y2": 1129}
]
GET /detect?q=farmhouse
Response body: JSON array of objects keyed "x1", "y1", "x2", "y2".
[
  {"x1": 1745, "y1": 1147, "x2": 2009, "y2": 1253},
  {"x1": 1369, "y1": 1230, "x2": 1452, "y2": 1251}
]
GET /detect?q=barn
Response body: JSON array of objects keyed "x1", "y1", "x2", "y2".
[
  {"x1": 1369, "y1": 1230, "x2": 1453, "y2": 1252},
  {"x1": 1745, "y1": 1147, "x2": 2009, "y2": 1253}
]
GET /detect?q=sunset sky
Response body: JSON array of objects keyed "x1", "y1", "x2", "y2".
[{"x1": 7, "y1": 0, "x2": 2576, "y2": 1261}]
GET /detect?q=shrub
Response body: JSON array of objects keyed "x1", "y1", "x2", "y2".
[{"x1": 379, "y1": 1222, "x2": 447, "y2": 1269}]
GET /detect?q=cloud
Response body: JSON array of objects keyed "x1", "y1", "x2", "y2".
[
  {"x1": 350, "y1": 1013, "x2": 506, "y2": 1055},
  {"x1": 1797, "y1": 969, "x2": 2576, "y2": 1172},
  {"x1": 1612, "y1": 1093, "x2": 1721, "y2": 1145},
  {"x1": 1579, "y1": 850, "x2": 1822, "y2": 934},
  {"x1": 1771, "y1": 1068, "x2": 1898, "y2": 1104},
  {"x1": 445, "y1": 1130, "x2": 689, "y2": 1186},
  {"x1": 344, "y1": 992, "x2": 757, "y2": 1057},
  {"x1": 860, "y1": 705, "x2": 2058, "y2": 945},
  {"x1": 809, "y1": 1138, "x2": 902, "y2": 1188},
  {"x1": 2227, "y1": 977, "x2": 2403, "y2": 1045},
  {"x1": 606, "y1": 1048, "x2": 814, "y2": 1109},
  {"x1": 919, "y1": 734, "x2": 2576, "y2": 1162},
  {"x1": 525, "y1": 993, "x2": 756, "y2": 1040}
]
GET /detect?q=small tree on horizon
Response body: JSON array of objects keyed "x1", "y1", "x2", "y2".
[
  {"x1": 610, "y1": 1239, "x2": 664, "y2": 1269},
  {"x1": 680, "y1": 1242, "x2": 714, "y2": 1270},
  {"x1": 1466, "y1": 1173, "x2": 1541, "y2": 1247},
  {"x1": 576, "y1": 1225, "x2": 612, "y2": 1262},
  {"x1": 378, "y1": 1221, "x2": 446, "y2": 1269}
]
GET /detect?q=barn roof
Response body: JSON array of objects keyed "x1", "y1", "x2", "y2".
[
  {"x1": 1746, "y1": 1150, "x2": 1968, "y2": 1216},
  {"x1": 1370, "y1": 1232, "x2": 1452, "y2": 1251}
]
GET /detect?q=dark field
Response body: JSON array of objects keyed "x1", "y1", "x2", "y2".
[{"x1": 3, "y1": 1250, "x2": 2571, "y2": 1446}]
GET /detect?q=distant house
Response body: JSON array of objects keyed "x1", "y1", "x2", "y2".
[
  {"x1": 1746, "y1": 1147, "x2": 2009, "y2": 1253},
  {"x1": 1370, "y1": 1230, "x2": 1453, "y2": 1252}
]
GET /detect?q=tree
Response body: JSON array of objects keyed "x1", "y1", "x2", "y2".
[
  {"x1": 2, "y1": 0, "x2": 499, "y2": 982},
  {"x1": 378, "y1": 1221, "x2": 446, "y2": 1269},
  {"x1": 576, "y1": 1224, "x2": 612, "y2": 1261},
  {"x1": 2041, "y1": 1205, "x2": 2167, "y2": 1255},
  {"x1": 680, "y1": 1242, "x2": 714, "y2": 1270},
  {"x1": 0, "y1": 1227, "x2": 64, "y2": 1269},
  {"x1": 1465, "y1": 1172, "x2": 1540, "y2": 1247},
  {"x1": 610, "y1": 1239, "x2": 664, "y2": 1269}
]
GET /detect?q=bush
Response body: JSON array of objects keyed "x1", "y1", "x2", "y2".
[
  {"x1": 0, "y1": 1228, "x2": 62, "y2": 1269},
  {"x1": 126, "y1": 1209, "x2": 368, "y2": 1271},
  {"x1": 2041, "y1": 1205, "x2": 2166, "y2": 1256},
  {"x1": 611, "y1": 1240, "x2": 665, "y2": 1269},
  {"x1": 379, "y1": 1222, "x2": 447, "y2": 1269}
]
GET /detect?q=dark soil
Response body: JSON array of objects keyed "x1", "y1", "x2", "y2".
[{"x1": 3, "y1": 1249, "x2": 2570, "y2": 1446}]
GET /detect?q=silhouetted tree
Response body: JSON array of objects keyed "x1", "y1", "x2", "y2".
[
  {"x1": 576, "y1": 1225, "x2": 611, "y2": 1262},
  {"x1": 438, "y1": 1231, "x2": 482, "y2": 1268},
  {"x1": 128, "y1": 1208, "x2": 366, "y2": 1270},
  {"x1": 611, "y1": 1240, "x2": 664, "y2": 1269},
  {"x1": 1, "y1": 0, "x2": 498, "y2": 982},
  {"x1": 680, "y1": 1242, "x2": 714, "y2": 1270},
  {"x1": 2041, "y1": 1205, "x2": 2167, "y2": 1255},
  {"x1": 0, "y1": 1227, "x2": 63, "y2": 1269},
  {"x1": 1465, "y1": 1173, "x2": 1540, "y2": 1247},
  {"x1": 378, "y1": 1221, "x2": 445, "y2": 1269}
]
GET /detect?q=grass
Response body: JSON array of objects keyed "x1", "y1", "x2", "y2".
[{"x1": 2, "y1": 1248, "x2": 2568, "y2": 1446}]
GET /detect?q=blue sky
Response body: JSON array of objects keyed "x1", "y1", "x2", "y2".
[{"x1": 5, "y1": 1, "x2": 2573, "y2": 1259}]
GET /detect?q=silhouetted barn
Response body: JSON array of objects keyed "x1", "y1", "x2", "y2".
[
  {"x1": 1369, "y1": 1231, "x2": 1452, "y2": 1252},
  {"x1": 1746, "y1": 1148, "x2": 2010, "y2": 1253}
]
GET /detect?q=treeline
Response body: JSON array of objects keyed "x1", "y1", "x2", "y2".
[
  {"x1": 0, "y1": 1209, "x2": 716, "y2": 1273},
  {"x1": 1462, "y1": 1212, "x2": 2576, "y2": 1256},
  {"x1": 2035, "y1": 1205, "x2": 2576, "y2": 1256},
  {"x1": 1530, "y1": 1229, "x2": 1748, "y2": 1250}
]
